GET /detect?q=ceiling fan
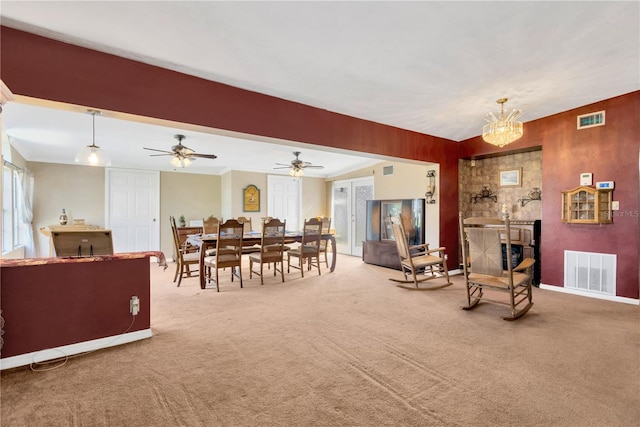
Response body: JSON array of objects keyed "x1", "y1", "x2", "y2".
[
  {"x1": 144, "y1": 134, "x2": 217, "y2": 168},
  {"x1": 274, "y1": 151, "x2": 324, "y2": 177}
]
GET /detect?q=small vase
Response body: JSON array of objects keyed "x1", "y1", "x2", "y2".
[{"x1": 59, "y1": 209, "x2": 68, "y2": 225}]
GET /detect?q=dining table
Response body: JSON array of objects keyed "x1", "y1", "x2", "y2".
[{"x1": 186, "y1": 231, "x2": 337, "y2": 289}]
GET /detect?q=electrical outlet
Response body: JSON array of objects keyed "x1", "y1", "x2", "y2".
[
  {"x1": 130, "y1": 296, "x2": 140, "y2": 315},
  {"x1": 612, "y1": 201, "x2": 620, "y2": 211}
]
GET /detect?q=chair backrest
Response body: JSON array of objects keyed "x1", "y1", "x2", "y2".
[
  {"x1": 389, "y1": 215, "x2": 412, "y2": 260},
  {"x1": 317, "y1": 216, "x2": 332, "y2": 234},
  {"x1": 202, "y1": 217, "x2": 221, "y2": 234},
  {"x1": 261, "y1": 218, "x2": 286, "y2": 255},
  {"x1": 459, "y1": 214, "x2": 512, "y2": 278},
  {"x1": 301, "y1": 217, "x2": 322, "y2": 248},
  {"x1": 216, "y1": 219, "x2": 245, "y2": 257},
  {"x1": 169, "y1": 215, "x2": 181, "y2": 255},
  {"x1": 237, "y1": 216, "x2": 253, "y2": 233}
]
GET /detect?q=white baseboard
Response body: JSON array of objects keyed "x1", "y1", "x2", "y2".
[
  {"x1": 539, "y1": 284, "x2": 639, "y2": 305},
  {"x1": 1, "y1": 328, "x2": 152, "y2": 370}
]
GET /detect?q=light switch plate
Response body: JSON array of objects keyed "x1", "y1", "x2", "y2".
[{"x1": 612, "y1": 201, "x2": 620, "y2": 211}]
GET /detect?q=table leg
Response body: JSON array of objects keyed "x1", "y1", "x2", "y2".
[
  {"x1": 199, "y1": 242, "x2": 211, "y2": 289},
  {"x1": 329, "y1": 235, "x2": 337, "y2": 272}
]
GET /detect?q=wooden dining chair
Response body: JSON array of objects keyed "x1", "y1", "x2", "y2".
[
  {"x1": 202, "y1": 217, "x2": 221, "y2": 234},
  {"x1": 170, "y1": 215, "x2": 200, "y2": 287},
  {"x1": 237, "y1": 216, "x2": 253, "y2": 233},
  {"x1": 287, "y1": 217, "x2": 322, "y2": 277},
  {"x1": 249, "y1": 218, "x2": 286, "y2": 285},
  {"x1": 203, "y1": 219, "x2": 245, "y2": 292},
  {"x1": 237, "y1": 216, "x2": 261, "y2": 254}
]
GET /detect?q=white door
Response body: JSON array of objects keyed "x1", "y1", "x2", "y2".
[
  {"x1": 332, "y1": 177, "x2": 374, "y2": 256},
  {"x1": 106, "y1": 169, "x2": 160, "y2": 253},
  {"x1": 267, "y1": 175, "x2": 301, "y2": 232}
]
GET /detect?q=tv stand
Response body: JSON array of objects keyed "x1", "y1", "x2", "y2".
[{"x1": 362, "y1": 240, "x2": 401, "y2": 270}]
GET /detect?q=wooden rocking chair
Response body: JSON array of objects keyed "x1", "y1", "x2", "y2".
[
  {"x1": 459, "y1": 213, "x2": 534, "y2": 320},
  {"x1": 388, "y1": 215, "x2": 452, "y2": 290}
]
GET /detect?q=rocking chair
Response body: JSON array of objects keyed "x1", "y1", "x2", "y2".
[
  {"x1": 459, "y1": 213, "x2": 534, "y2": 320},
  {"x1": 388, "y1": 215, "x2": 452, "y2": 290}
]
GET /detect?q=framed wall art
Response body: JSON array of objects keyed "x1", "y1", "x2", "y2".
[
  {"x1": 243, "y1": 184, "x2": 260, "y2": 212},
  {"x1": 499, "y1": 168, "x2": 522, "y2": 187}
]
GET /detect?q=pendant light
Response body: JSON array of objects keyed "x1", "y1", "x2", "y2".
[
  {"x1": 482, "y1": 98, "x2": 524, "y2": 147},
  {"x1": 75, "y1": 109, "x2": 111, "y2": 166}
]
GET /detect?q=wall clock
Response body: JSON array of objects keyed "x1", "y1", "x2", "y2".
[{"x1": 243, "y1": 184, "x2": 260, "y2": 212}]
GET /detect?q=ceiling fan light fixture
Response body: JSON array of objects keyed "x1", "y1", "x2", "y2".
[
  {"x1": 482, "y1": 98, "x2": 524, "y2": 147},
  {"x1": 170, "y1": 154, "x2": 193, "y2": 168},
  {"x1": 289, "y1": 167, "x2": 304, "y2": 177},
  {"x1": 75, "y1": 109, "x2": 111, "y2": 166}
]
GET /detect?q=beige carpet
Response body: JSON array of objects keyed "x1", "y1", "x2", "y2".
[{"x1": 2, "y1": 255, "x2": 639, "y2": 426}]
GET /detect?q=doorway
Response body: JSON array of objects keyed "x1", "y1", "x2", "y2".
[
  {"x1": 332, "y1": 177, "x2": 374, "y2": 256},
  {"x1": 105, "y1": 169, "x2": 160, "y2": 253},
  {"x1": 267, "y1": 175, "x2": 301, "y2": 232}
]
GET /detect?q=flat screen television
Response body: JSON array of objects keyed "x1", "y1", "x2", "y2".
[
  {"x1": 366, "y1": 198, "x2": 425, "y2": 245},
  {"x1": 52, "y1": 230, "x2": 114, "y2": 257}
]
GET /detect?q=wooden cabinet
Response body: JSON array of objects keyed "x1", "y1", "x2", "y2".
[{"x1": 561, "y1": 186, "x2": 612, "y2": 224}]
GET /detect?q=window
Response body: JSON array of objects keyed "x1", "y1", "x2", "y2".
[{"x1": 2, "y1": 162, "x2": 22, "y2": 253}]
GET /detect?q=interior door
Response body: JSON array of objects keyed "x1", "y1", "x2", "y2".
[
  {"x1": 332, "y1": 177, "x2": 373, "y2": 256},
  {"x1": 106, "y1": 169, "x2": 159, "y2": 253},
  {"x1": 267, "y1": 175, "x2": 301, "y2": 232}
]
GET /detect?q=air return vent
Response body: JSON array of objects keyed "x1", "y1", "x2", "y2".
[
  {"x1": 382, "y1": 165, "x2": 394, "y2": 176},
  {"x1": 564, "y1": 250, "x2": 616, "y2": 296},
  {"x1": 577, "y1": 111, "x2": 605, "y2": 129}
]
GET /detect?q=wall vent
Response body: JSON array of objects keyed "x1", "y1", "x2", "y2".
[
  {"x1": 577, "y1": 111, "x2": 605, "y2": 129},
  {"x1": 382, "y1": 165, "x2": 394, "y2": 176},
  {"x1": 564, "y1": 250, "x2": 616, "y2": 296}
]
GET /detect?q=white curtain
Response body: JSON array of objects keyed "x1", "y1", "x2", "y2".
[{"x1": 17, "y1": 169, "x2": 35, "y2": 258}]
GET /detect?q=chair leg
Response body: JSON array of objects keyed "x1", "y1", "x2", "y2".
[
  {"x1": 177, "y1": 263, "x2": 184, "y2": 287},
  {"x1": 173, "y1": 261, "x2": 180, "y2": 283},
  {"x1": 279, "y1": 260, "x2": 285, "y2": 282},
  {"x1": 299, "y1": 255, "x2": 304, "y2": 278},
  {"x1": 259, "y1": 262, "x2": 264, "y2": 286}
]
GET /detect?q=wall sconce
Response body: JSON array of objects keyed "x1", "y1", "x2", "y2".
[
  {"x1": 471, "y1": 186, "x2": 498, "y2": 203},
  {"x1": 517, "y1": 187, "x2": 542, "y2": 207},
  {"x1": 425, "y1": 170, "x2": 436, "y2": 204}
]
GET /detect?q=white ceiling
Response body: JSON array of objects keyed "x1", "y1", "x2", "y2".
[{"x1": 1, "y1": 1, "x2": 638, "y2": 176}]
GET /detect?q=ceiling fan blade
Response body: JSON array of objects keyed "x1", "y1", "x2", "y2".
[
  {"x1": 144, "y1": 147, "x2": 173, "y2": 154},
  {"x1": 274, "y1": 163, "x2": 292, "y2": 167},
  {"x1": 190, "y1": 153, "x2": 218, "y2": 159},
  {"x1": 273, "y1": 166, "x2": 292, "y2": 169},
  {"x1": 149, "y1": 153, "x2": 174, "y2": 157},
  {"x1": 305, "y1": 165, "x2": 325, "y2": 169}
]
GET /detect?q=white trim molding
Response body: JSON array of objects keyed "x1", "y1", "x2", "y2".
[
  {"x1": 539, "y1": 283, "x2": 639, "y2": 305},
  {"x1": 1, "y1": 328, "x2": 152, "y2": 370}
]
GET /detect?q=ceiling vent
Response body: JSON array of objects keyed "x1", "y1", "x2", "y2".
[
  {"x1": 577, "y1": 111, "x2": 605, "y2": 129},
  {"x1": 383, "y1": 165, "x2": 394, "y2": 176}
]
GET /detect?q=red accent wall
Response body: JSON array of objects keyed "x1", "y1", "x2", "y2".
[
  {"x1": 1, "y1": 257, "x2": 151, "y2": 358},
  {"x1": 460, "y1": 92, "x2": 640, "y2": 299},
  {"x1": 0, "y1": 26, "x2": 460, "y2": 269}
]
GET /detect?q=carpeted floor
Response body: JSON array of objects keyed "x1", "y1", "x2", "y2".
[{"x1": 1, "y1": 255, "x2": 639, "y2": 426}]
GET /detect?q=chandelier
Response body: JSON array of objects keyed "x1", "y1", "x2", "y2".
[
  {"x1": 74, "y1": 109, "x2": 111, "y2": 166},
  {"x1": 482, "y1": 98, "x2": 523, "y2": 147}
]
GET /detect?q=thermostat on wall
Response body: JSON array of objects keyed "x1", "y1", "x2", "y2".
[
  {"x1": 596, "y1": 181, "x2": 615, "y2": 189},
  {"x1": 580, "y1": 173, "x2": 593, "y2": 186}
]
